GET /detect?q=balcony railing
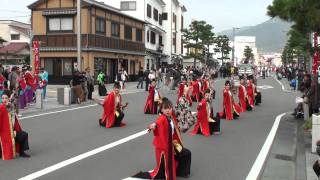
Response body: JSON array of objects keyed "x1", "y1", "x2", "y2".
[{"x1": 33, "y1": 34, "x2": 145, "y2": 53}]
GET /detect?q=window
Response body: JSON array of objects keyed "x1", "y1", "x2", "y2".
[
  {"x1": 120, "y1": 1, "x2": 136, "y2": 10},
  {"x1": 147, "y1": 31, "x2": 150, "y2": 42},
  {"x1": 159, "y1": 35, "x2": 162, "y2": 45},
  {"x1": 151, "y1": 31, "x2": 156, "y2": 44},
  {"x1": 11, "y1": 34, "x2": 20, "y2": 40},
  {"x1": 159, "y1": 14, "x2": 162, "y2": 25},
  {"x1": 125, "y1": 26, "x2": 132, "y2": 40},
  {"x1": 153, "y1": 8, "x2": 158, "y2": 21},
  {"x1": 147, "y1": 4, "x2": 152, "y2": 18},
  {"x1": 111, "y1": 22, "x2": 120, "y2": 37},
  {"x1": 173, "y1": 13, "x2": 176, "y2": 23},
  {"x1": 96, "y1": 17, "x2": 105, "y2": 34},
  {"x1": 48, "y1": 17, "x2": 73, "y2": 32},
  {"x1": 136, "y1": 29, "x2": 142, "y2": 42},
  {"x1": 181, "y1": 15, "x2": 184, "y2": 29}
]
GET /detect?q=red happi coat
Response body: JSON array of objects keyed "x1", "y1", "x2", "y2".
[
  {"x1": 144, "y1": 85, "x2": 157, "y2": 114},
  {"x1": 150, "y1": 114, "x2": 183, "y2": 180},
  {"x1": 220, "y1": 89, "x2": 241, "y2": 120},
  {"x1": 101, "y1": 92, "x2": 124, "y2": 128},
  {"x1": 24, "y1": 71, "x2": 34, "y2": 86},
  {"x1": 246, "y1": 82, "x2": 255, "y2": 108},
  {"x1": 0, "y1": 104, "x2": 22, "y2": 160},
  {"x1": 238, "y1": 85, "x2": 247, "y2": 112},
  {"x1": 191, "y1": 80, "x2": 201, "y2": 102},
  {"x1": 202, "y1": 80, "x2": 209, "y2": 94},
  {"x1": 191, "y1": 98, "x2": 211, "y2": 137}
]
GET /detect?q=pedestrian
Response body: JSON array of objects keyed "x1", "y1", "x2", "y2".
[
  {"x1": 81, "y1": 72, "x2": 88, "y2": 102},
  {"x1": 8, "y1": 66, "x2": 18, "y2": 92},
  {"x1": 97, "y1": 71, "x2": 106, "y2": 96},
  {"x1": 132, "y1": 97, "x2": 191, "y2": 179},
  {"x1": 39, "y1": 68, "x2": 48, "y2": 101},
  {"x1": 72, "y1": 71, "x2": 84, "y2": 104},
  {"x1": 136, "y1": 67, "x2": 144, "y2": 89},
  {"x1": 85, "y1": 68, "x2": 94, "y2": 100},
  {"x1": 191, "y1": 89, "x2": 221, "y2": 136},
  {"x1": 144, "y1": 69, "x2": 150, "y2": 91},
  {"x1": 99, "y1": 82, "x2": 128, "y2": 128}
]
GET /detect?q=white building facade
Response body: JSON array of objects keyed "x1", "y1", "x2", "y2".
[
  {"x1": 104, "y1": 0, "x2": 186, "y2": 69},
  {"x1": 234, "y1": 36, "x2": 258, "y2": 66},
  {"x1": 0, "y1": 20, "x2": 31, "y2": 44}
]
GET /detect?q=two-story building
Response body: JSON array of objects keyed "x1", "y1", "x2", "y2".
[
  {"x1": 0, "y1": 20, "x2": 31, "y2": 65},
  {"x1": 104, "y1": 0, "x2": 186, "y2": 70},
  {"x1": 28, "y1": 0, "x2": 146, "y2": 84}
]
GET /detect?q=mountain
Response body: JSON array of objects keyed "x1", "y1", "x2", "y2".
[{"x1": 217, "y1": 18, "x2": 292, "y2": 53}]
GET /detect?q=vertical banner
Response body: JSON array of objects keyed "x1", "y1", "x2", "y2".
[
  {"x1": 33, "y1": 40, "x2": 40, "y2": 84},
  {"x1": 312, "y1": 32, "x2": 319, "y2": 76}
]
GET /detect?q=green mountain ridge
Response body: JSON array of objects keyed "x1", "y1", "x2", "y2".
[{"x1": 217, "y1": 18, "x2": 292, "y2": 53}]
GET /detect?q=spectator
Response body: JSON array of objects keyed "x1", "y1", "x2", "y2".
[
  {"x1": 72, "y1": 71, "x2": 84, "y2": 104},
  {"x1": 8, "y1": 66, "x2": 18, "y2": 92},
  {"x1": 97, "y1": 71, "x2": 106, "y2": 96},
  {"x1": 136, "y1": 67, "x2": 144, "y2": 89},
  {"x1": 85, "y1": 67, "x2": 94, "y2": 100},
  {"x1": 39, "y1": 68, "x2": 48, "y2": 101}
]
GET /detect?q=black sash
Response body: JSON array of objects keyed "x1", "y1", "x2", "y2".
[{"x1": 167, "y1": 117, "x2": 173, "y2": 180}]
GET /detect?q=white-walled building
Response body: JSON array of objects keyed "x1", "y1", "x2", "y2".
[
  {"x1": 105, "y1": 0, "x2": 186, "y2": 69},
  {"x1": 0, "y1": 20, "x2": 31, "y2": 44},
  {"x1": 234, "y1": 36, "x2": 258, "y2": 66}
]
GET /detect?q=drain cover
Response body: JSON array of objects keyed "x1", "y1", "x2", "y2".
[{"x1": 274, "y1": 154, "x2": 294, "y2": 161}]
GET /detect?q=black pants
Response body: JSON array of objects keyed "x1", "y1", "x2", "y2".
[
  {"x1": 87, "y1": 84, "x2": 94, "y2": 100},
  {"x1": 313, "y1": 160, "x2": 320, "y2": 177},
  {"x1": 15, "y1": 131, "x2": 29, "y2": 154},
  {"x1": 137, "y1": 77, "x2": 143, "y2": 89},
  {"x1": 98, "y1": 84, "x2": 107, "y2": 96},
  {"x1": 145, "y1": 81, "x2": 150, "y2": 91},
  {"x1": 255, "y1": 92, "x2": 262, "y2": 105},
  {"x1": 133, "y1": 148, "x2": 192, "y2": 179}
]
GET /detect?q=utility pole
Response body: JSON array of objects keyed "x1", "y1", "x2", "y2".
[
  {"x1": 232, "y1": 27, "x2": 239, "y2": 67},
  {"x1": 77, "y1": 0, "x2": 82, "y2": 71}
]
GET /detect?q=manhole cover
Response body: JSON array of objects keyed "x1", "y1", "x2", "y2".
[{"x1": 274, "y1": 154, "x2": 294, "y2": 161}]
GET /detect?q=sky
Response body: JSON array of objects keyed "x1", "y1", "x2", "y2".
[{"x1": 0, "y1": 0, "x2": 274, "y2": 32}]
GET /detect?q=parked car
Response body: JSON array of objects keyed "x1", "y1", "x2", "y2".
[{"x1": 238, "y1": 64, "x2": 254, "y2": 77}]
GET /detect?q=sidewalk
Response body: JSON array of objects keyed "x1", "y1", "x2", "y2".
[{"x1": 19, "y1": 81, "x2": 145, "y2": 116}]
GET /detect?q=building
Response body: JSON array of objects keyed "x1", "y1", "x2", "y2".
[
  {"x1": 105, "y1": 0, "x2": 186, "y2": 70},
  {"x1": 234, "y1": 36, "x2": 258, "y2": 66},
  {"x1": 0, "y1": 20, "x2": 31, "y2": 65},
  {"x1": 28, "y1": 0, "x2": 146, "y2": 84}
]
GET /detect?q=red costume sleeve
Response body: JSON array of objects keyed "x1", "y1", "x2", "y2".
[
  {"x1": 101, "y1": 92, "x2": 116, "y2": 128},
  {"x1": 144, "y1": 86, "x2": 155, "y2": 113},
  {"x1": 0, "y1": 104, "x2": 16, "y2": 160}
]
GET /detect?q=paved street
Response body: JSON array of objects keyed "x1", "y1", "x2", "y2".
[{"x1": 0, "y1": 77, "x2": 297, "y2": 180}]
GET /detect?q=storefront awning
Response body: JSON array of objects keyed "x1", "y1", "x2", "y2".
[{"x1": 43, "y1": 9, "x2": 77, "y2": 16}]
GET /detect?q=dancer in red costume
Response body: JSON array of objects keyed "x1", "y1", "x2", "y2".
[
  {"x1": 191, "y1": 77, "x2": 201, "y2": 102},
  {"x1": 246, "y1": 77, "x2": 255, "y2": 111},
  {"x1": 133, "y1": 98, "x2": 191, "y2": 180},
  {"x1": 177, "y1": 77, "x2": 192, "y2": 106},
  {"x1": 144, "y1": 80, "x2": 161, "y2": 114},
  {"x1": 191, "y1": 89, "x2": 221, "y2": 136},
  {"x1": 238, "y1": 77, "x2": 247, "y2": 112},
  {"x1": 99, "y1": 82, "x2": 128, "y2": 128},
  {"x1": 220, "y1": 81, "x2": 241, "y2": 120}
]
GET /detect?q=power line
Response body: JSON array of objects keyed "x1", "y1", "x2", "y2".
[{"x1": 0, "y1": 15, "x2": 30, "y2": 18}]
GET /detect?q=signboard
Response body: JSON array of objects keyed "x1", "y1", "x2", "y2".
[
  {"x1": 33, "y1": 41, "x2": 40, "y2": 82},
  {"x1": 313, "y1": 32, "x2": 319, "y2": 76}
]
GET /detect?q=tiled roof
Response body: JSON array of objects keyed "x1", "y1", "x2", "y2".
[
  {"x1": 0, "y1": 43, "x2": 29, "y2": 54},
  {"x1": 8, "y1": 25, "x2": 30, "y2": 36}
]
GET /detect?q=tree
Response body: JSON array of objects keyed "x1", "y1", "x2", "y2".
[
  {"x1": 214, "y1": 35, "x2": 231, "y2": 65},
  {"x1": 183, "y1": 20, "x2": 215, "y2": 67},
  {"x1": 243, "y1": 46, "x2": 254, "y2": 64},
  {"x1": 201, "y1": 24, "x2": 215, "y2": 66}
]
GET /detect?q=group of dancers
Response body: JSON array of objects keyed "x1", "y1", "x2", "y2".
[{"x1": 98, "y1": 72, "x2": 262, "y2": 180}]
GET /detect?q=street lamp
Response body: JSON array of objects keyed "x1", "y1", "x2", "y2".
[{"x1": 232, "y1": 27, "x2": 240, "y2": 67}]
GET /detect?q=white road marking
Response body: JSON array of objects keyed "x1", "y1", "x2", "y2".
[
  {"x1": 18, "y1": 130, "x2": 149, "y2": 180},
  {"x1": 273, "y1": 76, "x2": 292, "y2": 93},
  {"x1": 20, "y1": 90, "x2": 144, "y2": 119},
  {"x1": 123, "y1": 178, "x2": 149, "y2": 180},
  {"x1": 246, "y1": 113, "x2": 286, "y2": 180},
  {"x1": 257, "y1": 85, "x2": 274, "y2": 90}
]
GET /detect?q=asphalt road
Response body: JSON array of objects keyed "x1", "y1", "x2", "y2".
[{"x1": 0, "y1": 77, "x2": 297, "y2": 180}]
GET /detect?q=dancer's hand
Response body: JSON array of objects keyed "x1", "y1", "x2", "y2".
[{"x1": 148, "y1": 123, "x2": 156, "y2": 132}]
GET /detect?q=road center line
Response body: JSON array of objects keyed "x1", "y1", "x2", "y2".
[
  {"x1": 246, "y1": 113, "x2": 286, "y2": 180},
  {"x1": 273, "y1": 76, "x2": 291, "y2": 93},
  {"x1": 18, "y1": 130, "x2": 149, "y2": 180}
]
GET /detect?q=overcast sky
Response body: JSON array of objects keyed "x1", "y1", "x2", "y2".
[{"x1": 0, "y1": 0, "x2": 274, "y2": 32}]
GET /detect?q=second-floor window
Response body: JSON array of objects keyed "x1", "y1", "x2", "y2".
[
  {"x1": 96, "y1": 17, "x2": 106, "y2": 34},
  {"x1": 111, "y1": 22, "x2": 120, "y2": 37},
  {"x1": 125, "y1": 26, "x2": 132, "y2": 40},
  {"x1": 136, "y1": 29, "x2": 142, "y2": 42},
  {"x1": 153, "y1": 8, "x2": 158, "y2": 21},
  {"x1": 121, "y1": 1, "x2": 136, "y2": 10},
  {"x1": 159, "y1": 35, "x2": 162, "y2": 45},
  {"x1": 147, "y1": 31, "x2": 150, "y2": 42},
  {"x1": 147, "y1": 4, "x2": 152, "y2": 18},
  {"x1": 11, "y1": 34, "x2": 20, "y2": 40},
  {"x1": 159, "y1": 14, "x2": 162, "y2": 25},
  {"x1": 151, "y1": 31, "x2": 156, "y2": 44},
  {"x1": 48, "y1": 17, "x2": 73, "y2": 32}
]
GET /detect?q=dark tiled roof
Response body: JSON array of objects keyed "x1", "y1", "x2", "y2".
[{"x1": 0, "y1": 43, "x2": 29, "y2": 54}]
